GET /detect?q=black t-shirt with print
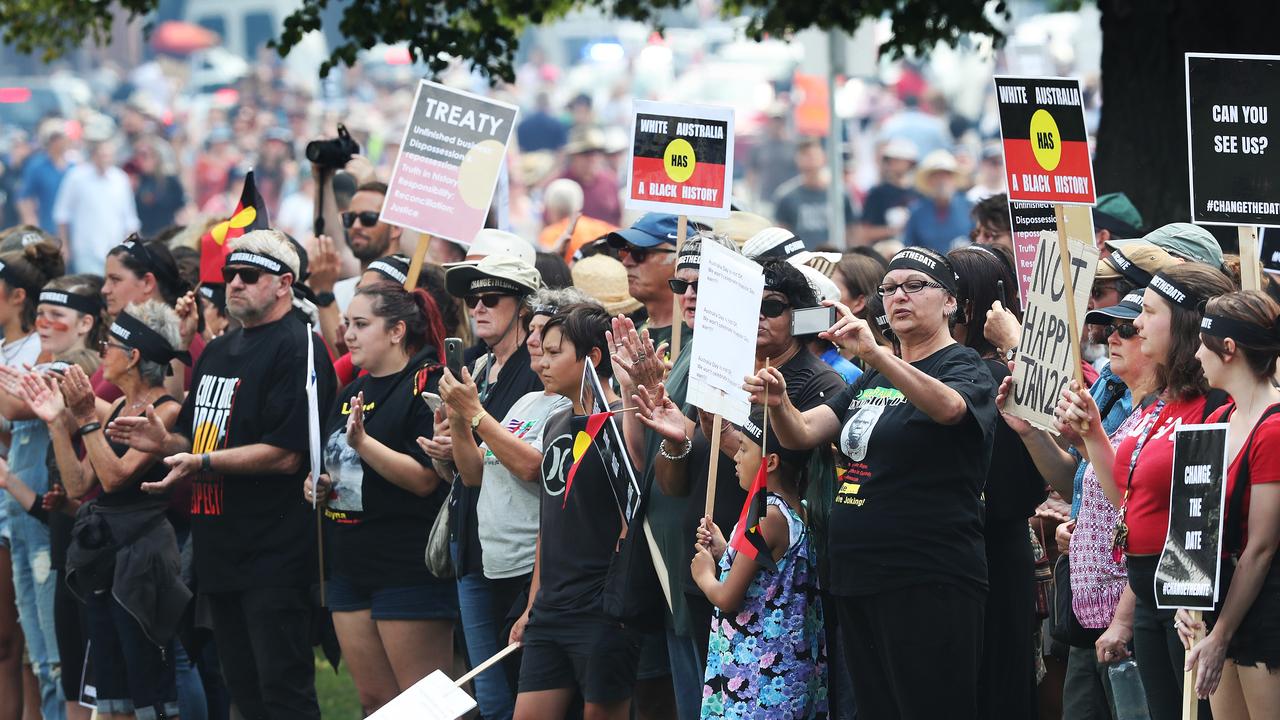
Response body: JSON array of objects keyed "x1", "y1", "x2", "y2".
[
  {"x1": 322, "y1": 347, "x2": 445, "y2": 587},
  {"x1": 822, "y1": 343, "x2": 996, "y2": 596},
  {"x1": 179, "y1": 314, "x2": 338, "y2": 593},
  {"x1": 535, "y1": 401, "x2": 627, "y2": 615},
  {"x1": 453, "y1": 344, "x2": 543, "y2": 577}
]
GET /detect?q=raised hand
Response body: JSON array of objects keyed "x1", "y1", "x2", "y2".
[
  {"x1": 18, "y1": 373, "x2": 64, "y2": 425},
  {"x1": 345, "y1": 392, "x2": 367, "y2": 450},
  {"x1": 633, "y1": 384, "x2": 688, "y2": 444},
  {"x1": 61, "y1": 365, "x2": 98, "y2": 425},
  {"x1": 106, "y1": 405, "x2": 169, "y2": 454},
  {"x1": 439, "y1": 367, "x2": 483, "y2": 422},
  {"x1": 308, "y1": 234, "x2": 341, "y2": 294},
  {"x1": 984, "y1": 300, "x2": 1022, "y2": 354},
  {"x1": 608, "y1": 315, "x2": 668, "y2": 391},
  {"x1": 819, "y1": 299, "x2": 879, "y2": 359},
  {"x1": 175, "y1": 291, "x2": 200, "y2": 350},
  {"x1": 743, "y1": 366, "x2": 786, "y2": 408}
]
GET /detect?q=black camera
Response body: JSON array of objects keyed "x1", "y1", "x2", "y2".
[{"x1": 305, "y1": 124, "x2": 360, "y2": 169}]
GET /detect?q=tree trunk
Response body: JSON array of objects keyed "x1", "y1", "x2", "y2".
[{"x1": 1095, "y1": 0, "x2": 1280, "y2": 251}]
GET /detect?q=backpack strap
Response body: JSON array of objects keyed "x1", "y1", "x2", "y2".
[{"x1": 1225, "y1": 403, "x2": 1280, "y2": 555}]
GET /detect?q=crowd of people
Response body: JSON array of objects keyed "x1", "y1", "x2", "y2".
[{"x1": 0, "y1": 49, "x2": 1274, "y2": 720}]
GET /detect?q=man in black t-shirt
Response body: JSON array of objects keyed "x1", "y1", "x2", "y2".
[
  {"x1": 112, "y1": 230, "x2": 336, "y2": 720},
  {"x1": 515, "y1": 305, "x2": 644, "y2": 720}
]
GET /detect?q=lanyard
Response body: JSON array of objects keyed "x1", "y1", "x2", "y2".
[{"x1": 1112, "y1": 399, "x2": 1166, "y2": 561}]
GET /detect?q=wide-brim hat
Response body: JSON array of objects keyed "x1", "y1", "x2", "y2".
[
  {"x1": 571, "y1": 255, "x2": 643, "y2": 316},
  {"x1": 445, "y1": 254, "x2": 541, "y2": 298},
  {"x1": 564, "y1": 127, "x2": 607, "y2": 155}
]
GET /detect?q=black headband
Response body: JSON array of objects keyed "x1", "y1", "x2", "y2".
[
  {"x1": 737, "y1": 408, "x2": 810, "y2": 467},
  {"x1": 1107, "y1": 247, "x2": 1153, "y2": 287},
  {"x1": 109, "y1": 312, "x2": 191, "y2": 370},
  {"x1": 367, "y1": 256, "x2": 410, "y2": 285},
  {"x1": 1200, "y1": 313, "x2": 1280, "y2": 346},
  {"x1": 1148, "y1": 272, "x2": 1205, "y2": 313},
  {"x1": 38, "y1": 289, "x2": 101, "y2": 316},
  {"x1": 225, "y1": 250, "x2": 290, "y2": 276},
  {"x1": 887, "y1": 248, "x2": 959, "y2": 295},
  {"x1": 114, "y1": 238, "x2": 156, "y2": 272},
  {"x1": 198, "y1": 283, "x2": 226, "y2": 310}
]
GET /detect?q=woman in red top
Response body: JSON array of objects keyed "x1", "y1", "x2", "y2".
[
  {"x1": 1059, "y1": 263, "x2": 1233, "y2": 720},
  {"x1": 1173, "y1": 291, "x2": 1280, "y2": 717}
]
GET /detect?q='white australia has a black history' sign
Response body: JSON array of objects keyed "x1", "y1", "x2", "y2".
[{"x1": 1156, "y1": 423, "x2": 1230, "y2": 610}]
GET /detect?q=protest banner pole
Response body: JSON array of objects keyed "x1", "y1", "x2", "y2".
[
  {"x1": 1239, "y1": 226, "x2": 1262, "y2": 292},
  {"x1": 1183, "y1": 615, "x2": 1203, "y2": 720},
  {"x1": 455, "y1": 642, "x2": 522, "y2": 688},
  {"x1": 704, "y1": 412, "x2": 723, "y2": 517},
  {"x1": 316, "y1": 508, "x2": 326, "y2": 606},
  {"x1": 1054, "y1": 206, "x2": 1086, "y2": 381},
  {"x1": 403, "y1": 231, "x2": 429, "y2": 290},
  {"x1": 670, "y1": 215, "x2": 689, "y2": 361}
]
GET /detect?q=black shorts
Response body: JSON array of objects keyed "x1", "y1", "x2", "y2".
[
  {"x1": 517, "y1": 609, "x2": 642, "y2": 704},
  {"x1": 1227, "y1": 560, "x2": 1280, "y2": 668}
]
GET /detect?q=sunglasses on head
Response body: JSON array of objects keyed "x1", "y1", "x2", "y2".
[
  {"x1": 1100, "y1": 322, "x2": 1139, "y2": 340},
  {"x1": 668, "y1": 278, "x2": 698, "y2": 294},
  {"x1": 618, "y1": 245, "x2": 674, "y2": 264},
  {"x1": 760, "y1": 298, "x2": 791, "y2": 318},
  {"x1": 342, "y1": 211, "x2": 380, "y2": 229},
  {"x1": 464, "y1": 293, "x2": 511, "y2": 309},
  {"x1": 221, "y1": 266, "x2": 266, "y2": 285}
]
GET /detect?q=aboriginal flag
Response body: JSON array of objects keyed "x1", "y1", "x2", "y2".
[
  {"x1": 994, "y1": 77, "x2": 1094, "y2": 205},
  {"x1": 729, "y1": 460, "x2": 775, "y2": 571},
  {"x1": 630, "y1": 111, "x2": 729, "y2": 210},
  {"x1": 200, "y1": 171, "x2": 271, "y2": 283},
  {"x1": 563, "y1": 410, "x2": 615, "y2": 508}
]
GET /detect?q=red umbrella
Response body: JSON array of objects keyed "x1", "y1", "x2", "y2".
[{"x1": 150, "y1": 21, "x2": 220, "y2": 55}]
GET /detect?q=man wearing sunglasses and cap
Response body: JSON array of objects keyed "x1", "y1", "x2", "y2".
[{"x1": 109, "y1": 229, "x2": 337, "y2": 720}]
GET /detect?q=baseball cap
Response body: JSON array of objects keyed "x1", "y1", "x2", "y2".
[
  {"x1": 1084, "y1": 290, "x2": 1145, "y2": 324},
  {"x1": 458, "y1": 229, "x2": 536, "y2": 266},
  {"x1": 1095, "y1": 242, "x2": 1180, "y2": 285},
  {"x1": 445, "y1": 254, "x2": 541, "y2": 298},
  {"x1": 607, "y1": 213, "x2": 710, "y2": 250},
  {"x1": 1092, "y1": 193, "x2": 1144, "y2": 238},
  {"x1": 1140, "y1": 223, "x2": 1224, "y2": 269},
  {"x1": 881, "y1": 138, "x2": 919, "y2": 163}
]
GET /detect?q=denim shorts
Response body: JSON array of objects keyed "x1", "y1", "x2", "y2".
[{"x1": 326, "y1": 574, "x2": 459, "y2": 621}]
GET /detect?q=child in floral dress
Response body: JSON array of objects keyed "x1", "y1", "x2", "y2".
[{"x1": 691, "y1": 409, "x2": 828, "y2": 719}]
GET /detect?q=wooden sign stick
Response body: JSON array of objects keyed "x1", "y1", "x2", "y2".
[
  {"x1": 1182, "y1": 609, "x2": 1203, "y2": 720},
  {"x1": 1239, "y1": 226, "x2": 1261, "y2": 292},
  {"x1": 455, "y1": 642, "x2": 522, "y2": 688},
  {"x1": 669, "y1": 215, "x2": 689, "y2": 361},
  {"x1": 1054, "y1": 205, "x2": 1089, "y2": 433},
  {"x1": 704, "y1": 412, "x2": 723, "y2": 517},
  {"x1": 404, "y1": 231, "x2": 430, "y2": 290}
]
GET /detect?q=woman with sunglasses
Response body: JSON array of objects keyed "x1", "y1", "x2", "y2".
[
  {"x1": 1058, "y1": 264, "x2": 1234, "y2": 720},
  {"x1": 1170, "y1": 291, "x2": 1280, "y2": 717},
  {"x1": 744, "y1": 246, "x2": 998, "y2": 720}
]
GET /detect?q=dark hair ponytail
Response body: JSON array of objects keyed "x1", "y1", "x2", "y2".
[
  {"x1": 354, "y1": 284, "x2": 447, "y2": 362},
  {"x1": 0, "y1": 241, "x2": 65, "y2": 331}
]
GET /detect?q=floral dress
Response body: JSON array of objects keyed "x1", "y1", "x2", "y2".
[{"x1": 701, "y1": 494, "x2": 828, "y2": 719}]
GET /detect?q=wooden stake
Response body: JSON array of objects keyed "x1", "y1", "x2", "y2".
[
  {"x1": 1183, "y1": 609, "x2": 1203, "y2": 720},
  {"x1": 669, "y1": 215, "x2": 689, "y2": 361},
  {"x1": 1055, "y1": 205, "x2": 1089, "y2": 433},
  {"x1": 1239, "y1": 226, "x2": 1261, "y2": 292},
  {"x1": 704, "y1": 412, "x2": 723, "y2": 517},
  {"x1": 455, "y1": 642, "x2": 522, "y2": 687},
  {"x1": 404, "y1": 231, "x2": 429, "y2": 290}
]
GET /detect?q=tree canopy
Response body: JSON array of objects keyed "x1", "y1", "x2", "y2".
[{"x1": 0, "y1": 0, "x2": 1010, "y2": 82}]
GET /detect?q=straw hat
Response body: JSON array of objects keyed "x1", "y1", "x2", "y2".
[{"x1": 571, "y1": 255, "x2": 643, "y2": 316}]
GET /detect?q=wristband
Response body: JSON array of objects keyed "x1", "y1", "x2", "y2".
[
  {"x1": 201, "y1": 453, "x2": 212, "y2": 472},
  {"x1": 75, "y1": 421, "x2": 102, "y2": 437},
  {"x1": 658, "y1": 436, "x2": 693, "y2": 461}
]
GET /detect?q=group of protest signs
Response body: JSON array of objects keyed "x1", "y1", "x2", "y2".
[{"x1": 356, "y1": 51, "x2": 1276, "y2": 717}]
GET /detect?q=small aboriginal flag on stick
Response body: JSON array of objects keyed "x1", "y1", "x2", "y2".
[
  {"x1": 201, "y1": 171, "x2": 271, "y2": 283},
  {"x1": 729, "y1": 366, "x2": 776, "y2": 571}
]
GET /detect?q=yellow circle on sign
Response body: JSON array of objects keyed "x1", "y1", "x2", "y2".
[
  {"x1": 1029, "y1": 109, "x2": 1062, "y2": 172},
  {"x1": 663, "y1": 138, "x2": 696, "y2": 183}
]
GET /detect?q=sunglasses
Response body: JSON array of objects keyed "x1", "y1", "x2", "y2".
[
  {"x1": 1091, "y1": 282, "x2": 1123, "y2": 301},
  {"x1": 618, "y1": 245, "x2": 674, "y2": 264},
  {"x1": 221, "y1": 266, "x2": 266, "y2": 285},
  {"x1": 668, "y1": 278, "x2": 699, "y2": 294},
  {"x1": 760, "y1": 298, "x2": 791, "y2": 318},
  {"x1": 464, "y1": 293, "x2": 511, "y2": 309},
  {"x1": 342, "y1": 211, "x2": 380, "y2": 229},
  {"x1": 1100, "y1": 322, "x2": 1139, "y2": 341}
]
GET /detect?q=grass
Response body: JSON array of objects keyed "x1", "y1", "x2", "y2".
[{"x1": 315, "y1": 649, "x2": 362, "y2": 719}]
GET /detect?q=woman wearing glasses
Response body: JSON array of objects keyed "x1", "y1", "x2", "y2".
[
  {"x1": 1058, "y1": 264, "x2": 1234, "y2": 720},
  {"x1": 745, "y1": 247, "x2": 998, "y2": 720}
]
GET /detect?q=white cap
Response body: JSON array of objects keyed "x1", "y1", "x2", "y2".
[
  {"x1": 463, "y1": 229, "x2": 535, "y2": 265},
  {"x1": 881, "y1": 138, "x2": 920, "y2": 162},
  {"x1": 796, "y1": 264, "x2": 841, "y2": 304}
]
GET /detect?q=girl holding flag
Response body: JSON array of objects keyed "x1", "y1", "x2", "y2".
[{"x1": 689, "y1": 405, "x2": 827, "y2": 720}]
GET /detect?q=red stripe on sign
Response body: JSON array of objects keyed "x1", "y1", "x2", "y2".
[
  {"x1": 629, "y1": 156, "x2": 727, "y2": 208},
  {"x1": 1002, "y1": 139, "x2": 1094, "y2": 204}
]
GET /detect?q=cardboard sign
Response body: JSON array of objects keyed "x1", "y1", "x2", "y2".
[
  {"x1": 994, "y1": 76, "x2": 1096, "y2": 205},
  {"x1": 1006, "y1": 230, "x2": 1100, "y2": 433},
  {"x1": 626, "y1": 100, "x2": 734, "y2": 218},
  {"x1": 381, "y1": 80, "x2": 519, "y2": 243},
  {"x1": 686, "y1": 241, "x2": 763, "y2": 424},
  {"x1": 368, "y1": 670, "x2": 476, "y2": 720},
  {"x1": 1009, "y1": 202, "x2": 1058, "y2": 301},
  {"x1": 1156, "y1": 423, "x2": 1230, "y2": 610}
]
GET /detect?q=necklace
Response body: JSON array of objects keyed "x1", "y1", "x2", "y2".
[
  {"x1": 0, "y1": 333, "x2": 36, "y2": 366},
  {"x1": 123, "y1": 389, "x2": 166, "y2": 415}
]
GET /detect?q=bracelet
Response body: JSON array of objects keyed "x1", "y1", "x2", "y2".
[
  {"x1": 201, "y1": 453, "x2": 212, "y2": 472},
  {"x1": 658, "y1": 436, "x2": 693, "y2": 461},
  {"x1": 75, "y1": 421, "x2": 102, "y2": 437}
]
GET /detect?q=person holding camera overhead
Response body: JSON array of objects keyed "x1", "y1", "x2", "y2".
[{"x1": 744, "y1": 247, "x2": 997, "y2": 720}]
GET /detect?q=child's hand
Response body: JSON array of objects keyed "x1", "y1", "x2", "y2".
[
  {"x1": 696, "y1": 515, "x2": 727, "y2": 561},
  {"x1": 690, "y1": 543, "x2": 716, "y2": 583}
]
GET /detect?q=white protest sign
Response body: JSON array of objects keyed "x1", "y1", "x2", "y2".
[
  {"x1": 368, "y1": 670, "x2": 476, "y2": 720},
  {"x1": 1006, "y1": 229, "x2": 1100, "y2": 433},
  {"x1": 686, "y1": 241, "x2": 763, "y2": 425}
]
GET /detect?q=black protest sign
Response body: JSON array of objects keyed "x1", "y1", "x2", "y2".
[
  {"x1": 1186, "y1": 53, "x2": 1280, "y2": 227},
  {"x1": 1156, "y1": 423, "x2": 1229, "y2": 610}
]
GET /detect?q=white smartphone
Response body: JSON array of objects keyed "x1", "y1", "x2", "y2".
[{"x1": 421, "y1": 392, "x2": 443, "y2": 413}]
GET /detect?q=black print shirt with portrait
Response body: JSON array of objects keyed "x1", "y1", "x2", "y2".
[
  {"x1": 322, "y1": 348, "x2": 444, "y2": 588},
  {"x1": 822, "y1": 343, "x2": 996, "y2": 597},
  {"x1": 179, "y1": 314, "x2": 337, "y2": 593}
]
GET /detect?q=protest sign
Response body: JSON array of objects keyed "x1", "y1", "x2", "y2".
[
  {"x1": 1156, "y1": 423, "x2": 1230, "y2": 611},
  {"x1": 1009, "y1": 201, "x2": 1057, "y2": 301},
  {"x1": 1185, "y1": 53, "x2": 1280, "y2": 227},
  {"x1": 368, "y1": 670, "x2": 476, "y2": 720},
  {"x1": 380, "y1": 81, "x2": 518, "y2": 243},
  {"x1": 1006, "y1": 230, "x2": 1100, "y2": 433},
  {"x1": 626, "y1": 100, "x2": 734, "y2": 218},
  {"x1": 686, "y1": 241, "x2": 763, "y2": 425},
  {"x1": 994, "y1": 76, "x2": 1096, "y2": 205}
]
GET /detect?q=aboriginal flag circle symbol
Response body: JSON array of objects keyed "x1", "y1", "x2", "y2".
[
  {"x1": 663, "y1": 138, "x2": 696, "y2": 183},
  {"x1": 1029, "y1": 109, "x2": 1062, "y2": 172}
]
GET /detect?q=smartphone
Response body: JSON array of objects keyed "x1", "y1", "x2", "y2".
[
  {"x1": 791, "y1": 306, "x2": 837, "y2": 336},
  {"x1": 444, "y1": 337, "x2": 465, "y2": 378},
  {"x1": 420, "y1": 391, "x2": 443, "y2": 414}
]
